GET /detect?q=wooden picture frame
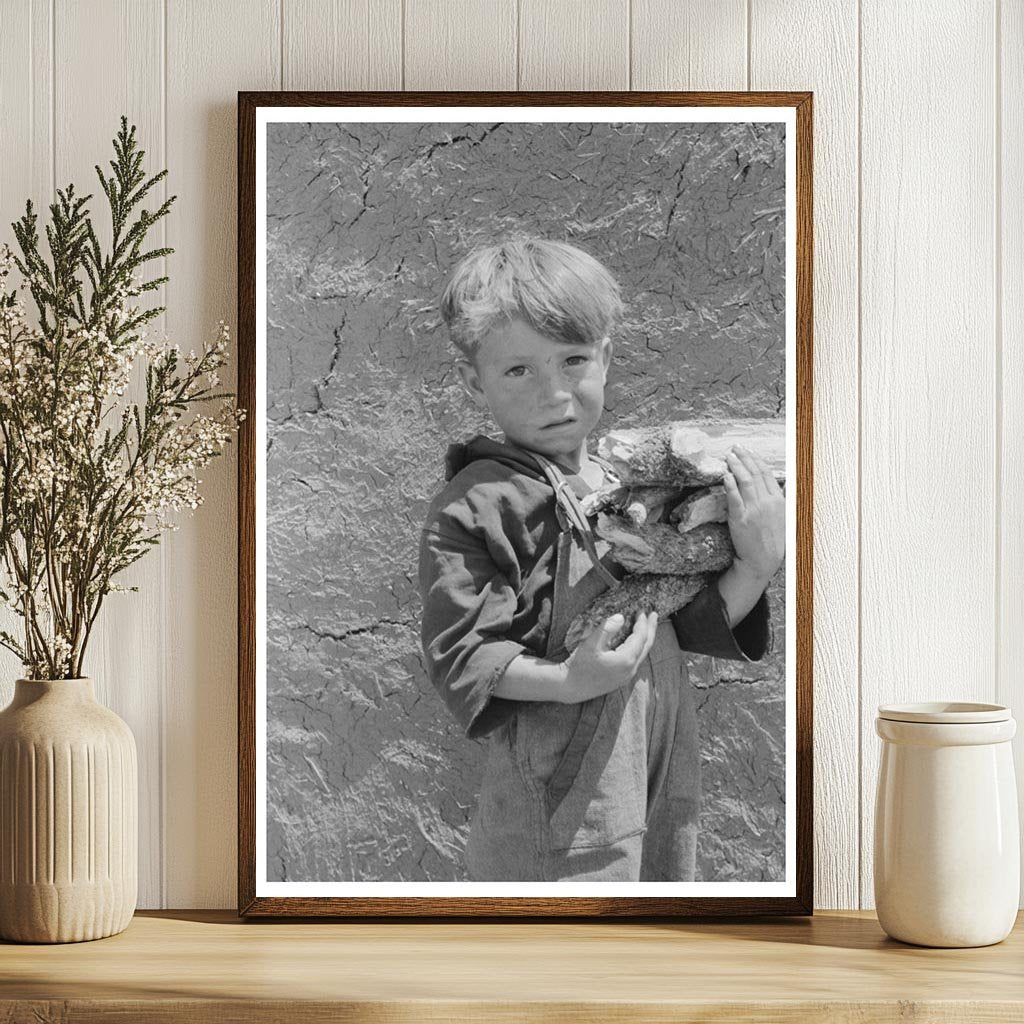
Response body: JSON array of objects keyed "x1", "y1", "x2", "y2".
[{"x1": 237, "y1": 90, "x2": 813, "y2": 917}]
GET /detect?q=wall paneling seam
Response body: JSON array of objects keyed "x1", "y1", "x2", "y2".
[
  {"x1": 50, "y1": 0, "x2": 54, "y2": 200},
  {"x1": 856, "y1": 0, "x2": 864, "y2": 910},
  {"x1": 160, "y1": 0, "x2": 170, "y2": 912},
  {"x1": 516, "y1": 0, "x2": 521, "y2": 91},
  {"x1": 28, "y1": 0, "x2": 34, "y2": 187},
  {"x1": 746, "y1": 0, "x2": 751, "y2": 91},
  {"x1": 995, "y1": 0, "x2": 1003, "y2": 708},
  {"x1": 627, "y1": 0, "x2": 632, "y2": 91},
  {"x1": 28, "y1": 0, "x2": 33, "y2": 190}
]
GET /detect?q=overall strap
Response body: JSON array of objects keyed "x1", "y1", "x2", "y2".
[
  {"x1": 589, "y1": 450, "x2": 617, "y2": 476},
  {"x1": 528, "y1": 451, "x2": 620, "y2": 590}
]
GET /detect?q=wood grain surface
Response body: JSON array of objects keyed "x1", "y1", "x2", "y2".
[
  {"x1": 1004, "y1": 0, "x2": 1024, "y2": 912},
  {"x1": 858, "y1": 0, "x2": 1000, "y2": 913},
  {"x1": 2, "y1": 910, "x2": 1023, "y2": 1022},
  {"x1": 750, "y1": 0, "x2": 860, "y2": 916}
]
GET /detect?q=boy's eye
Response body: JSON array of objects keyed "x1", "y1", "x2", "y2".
[
  {"x1": 566, "y1": 355, "x2": 588, "y2": 367},
  {"x1": 505, "y1": 365, "x2": 528, "y2": 377}
]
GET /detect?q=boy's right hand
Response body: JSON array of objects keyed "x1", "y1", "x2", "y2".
[{"x1": 559, "y1": 611, "x2": 659, "y2": 703}]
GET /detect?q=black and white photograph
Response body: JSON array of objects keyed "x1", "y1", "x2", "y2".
[{"x1": 239, "y1": 94, "x2": 811, "y2": 916}]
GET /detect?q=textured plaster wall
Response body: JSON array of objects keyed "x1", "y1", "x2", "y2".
[{"x1": 265, "y1": 120, "x2": 786, "y2": 882}]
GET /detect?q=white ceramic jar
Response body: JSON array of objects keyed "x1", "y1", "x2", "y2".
[{"x1": 874, "y1": 702, "x2": 1019, "y2": 947}]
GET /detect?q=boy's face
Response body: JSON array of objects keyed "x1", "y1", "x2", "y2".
[{"x1": 456, "y1": 317, "x2": 612, "y2": 471}]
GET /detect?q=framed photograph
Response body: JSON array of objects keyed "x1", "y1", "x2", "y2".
[{"x1": 238, "y1": 90, "x2": 812, "y2": 917}]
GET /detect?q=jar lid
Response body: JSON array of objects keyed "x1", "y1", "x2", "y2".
[{"x1": 877, "y1": 701, "x2": 1011, "y2": 723}]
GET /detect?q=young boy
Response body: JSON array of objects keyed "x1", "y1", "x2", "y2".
[{"x1": 418, "y1": 235, "x2": 784, "y2": 882}]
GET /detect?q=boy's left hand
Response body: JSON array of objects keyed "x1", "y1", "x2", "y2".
[{"x1": 723, "y1": 445, "x2": 786, "y2": 583}]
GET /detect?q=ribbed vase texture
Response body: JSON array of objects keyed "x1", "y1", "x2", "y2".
[{"x1": 0, "y1": 677, "x2": 137, "y2": 943}]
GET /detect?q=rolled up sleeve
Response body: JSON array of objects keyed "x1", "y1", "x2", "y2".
[
  {"x1": 670, "y1": 576, "x2": 773, "y2": 662},
  {"x1": 418, "y1": 522, "x2": 527, "y2": 739}
]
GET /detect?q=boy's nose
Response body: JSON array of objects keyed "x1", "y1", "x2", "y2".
[{"x1": 539, "y1": 372, "x2": 572, "y2": 403}]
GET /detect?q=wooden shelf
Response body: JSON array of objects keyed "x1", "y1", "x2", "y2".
[{"x1": 2, "y1": 909, "x2": 1022, "y2": 1022}]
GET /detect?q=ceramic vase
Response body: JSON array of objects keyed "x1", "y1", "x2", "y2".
[
  {"x1": 0, "y1": 677, "x2": 137, "y2": 943},
  {"x1": 874, "y1": 701, "x2": 1019, "y2": 948}
]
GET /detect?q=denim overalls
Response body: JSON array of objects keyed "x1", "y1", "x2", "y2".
[{"x1": 465, "y1": 451, "x2": 701, "y2": 882}]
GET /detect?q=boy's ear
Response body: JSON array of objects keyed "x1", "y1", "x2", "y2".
[
  {"x1": 599, "y1": 337, "x2": 613, "y2": 380},
  {"x1": 456, "y1": 358, "x2": 489, "y2": 408}
]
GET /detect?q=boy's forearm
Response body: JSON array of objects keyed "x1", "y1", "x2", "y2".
[
  {"x1": 492, "y1": 652, "x2": 570, "y2": 702},
  {"x1": 494, "y1": 564, "x2": 770, "y2": 702},
  {"x1": 716, "y1": 562, "x2": 771, "y2": 627}
]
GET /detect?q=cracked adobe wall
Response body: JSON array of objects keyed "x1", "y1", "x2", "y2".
[{"x1": 265, "y1": 121, "x2": 786, "y2": 882}]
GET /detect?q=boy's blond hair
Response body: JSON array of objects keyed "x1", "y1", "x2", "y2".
[{"x1": 439, "y1": 234, "x2": 624, "y2": 361}]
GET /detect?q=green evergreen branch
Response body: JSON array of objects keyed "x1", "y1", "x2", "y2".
[{"x1": 0, "y1": 114, "x2": 244, "y2": 680}]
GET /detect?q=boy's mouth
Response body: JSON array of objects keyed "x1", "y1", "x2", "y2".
[{"x1": 543, "y1": 417, "x2": 576, "y2": 429}]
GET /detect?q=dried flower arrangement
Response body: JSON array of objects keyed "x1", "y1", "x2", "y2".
[{"x1": 0, "y1": 116, "x2": 245, "y2": 680}]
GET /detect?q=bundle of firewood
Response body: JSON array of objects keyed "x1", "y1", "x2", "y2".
[{"x1": 563, "y1": 419, "x2": 785, "y2": 651}]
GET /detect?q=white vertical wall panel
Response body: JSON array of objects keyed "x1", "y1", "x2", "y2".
[
  {"x1": 519, "y1": 0, "x2": 629, "y2": 90},
  {"x1": 405, "y1": 0, "x2": 516, "y2": 90},
  {"x1": 52, "y1": 0, "x2": 167, "y2": 910},
  {"x1": 1000, "y1": 0, "x2": 1024, "y2": 900},
  {"x1": 632, "y1": 0, "x2": 746, "y2": 91},
  {"x1": 285, "y1": 0, "x2": 402, "y2": 91},
  {"x1": 750, "y1": 1, "x2": 860, "y2": 910},
  {"x1": 0, "y1": 2, "x2": 54, "y2": 694},
  {"x1": 859, "y1": 0, "x2": 997, "y2": 909},
  {"x1": 163, "y1": 0, "x2": 279, "y2": 909},
  {"x1": 0, "y1": 0, "x2": 51, "y2": 240}
]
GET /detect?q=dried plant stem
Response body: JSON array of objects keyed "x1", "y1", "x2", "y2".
[{"x1": 0, "y1": 115, "x2": 246, "y2": 680}]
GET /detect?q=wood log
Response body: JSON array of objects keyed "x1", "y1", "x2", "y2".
[
  {"x1": 580, "y1": 482, "x2": 677, "y2": 522},
  {"x1": 670, "y1": 485, "x2": 728, "y2": 532},
  {"x1": 621, "y1": 485, "x2": 680, "y2": 525},
  {"x1": 564, "y1": 572, "x2": 713, "y2": 652},
  {"x1": 597, "y1": 418, "x2": 786, "y2": 487},
  {"x1": 579, "y1": 484, "x2": 629, "y2": 518},
  {"x1": 595, "y1": 514, "x2": 734, "y2": 575},
  {"x1": 565, "y1": 418, "x2": 784, "y2": 654}
]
